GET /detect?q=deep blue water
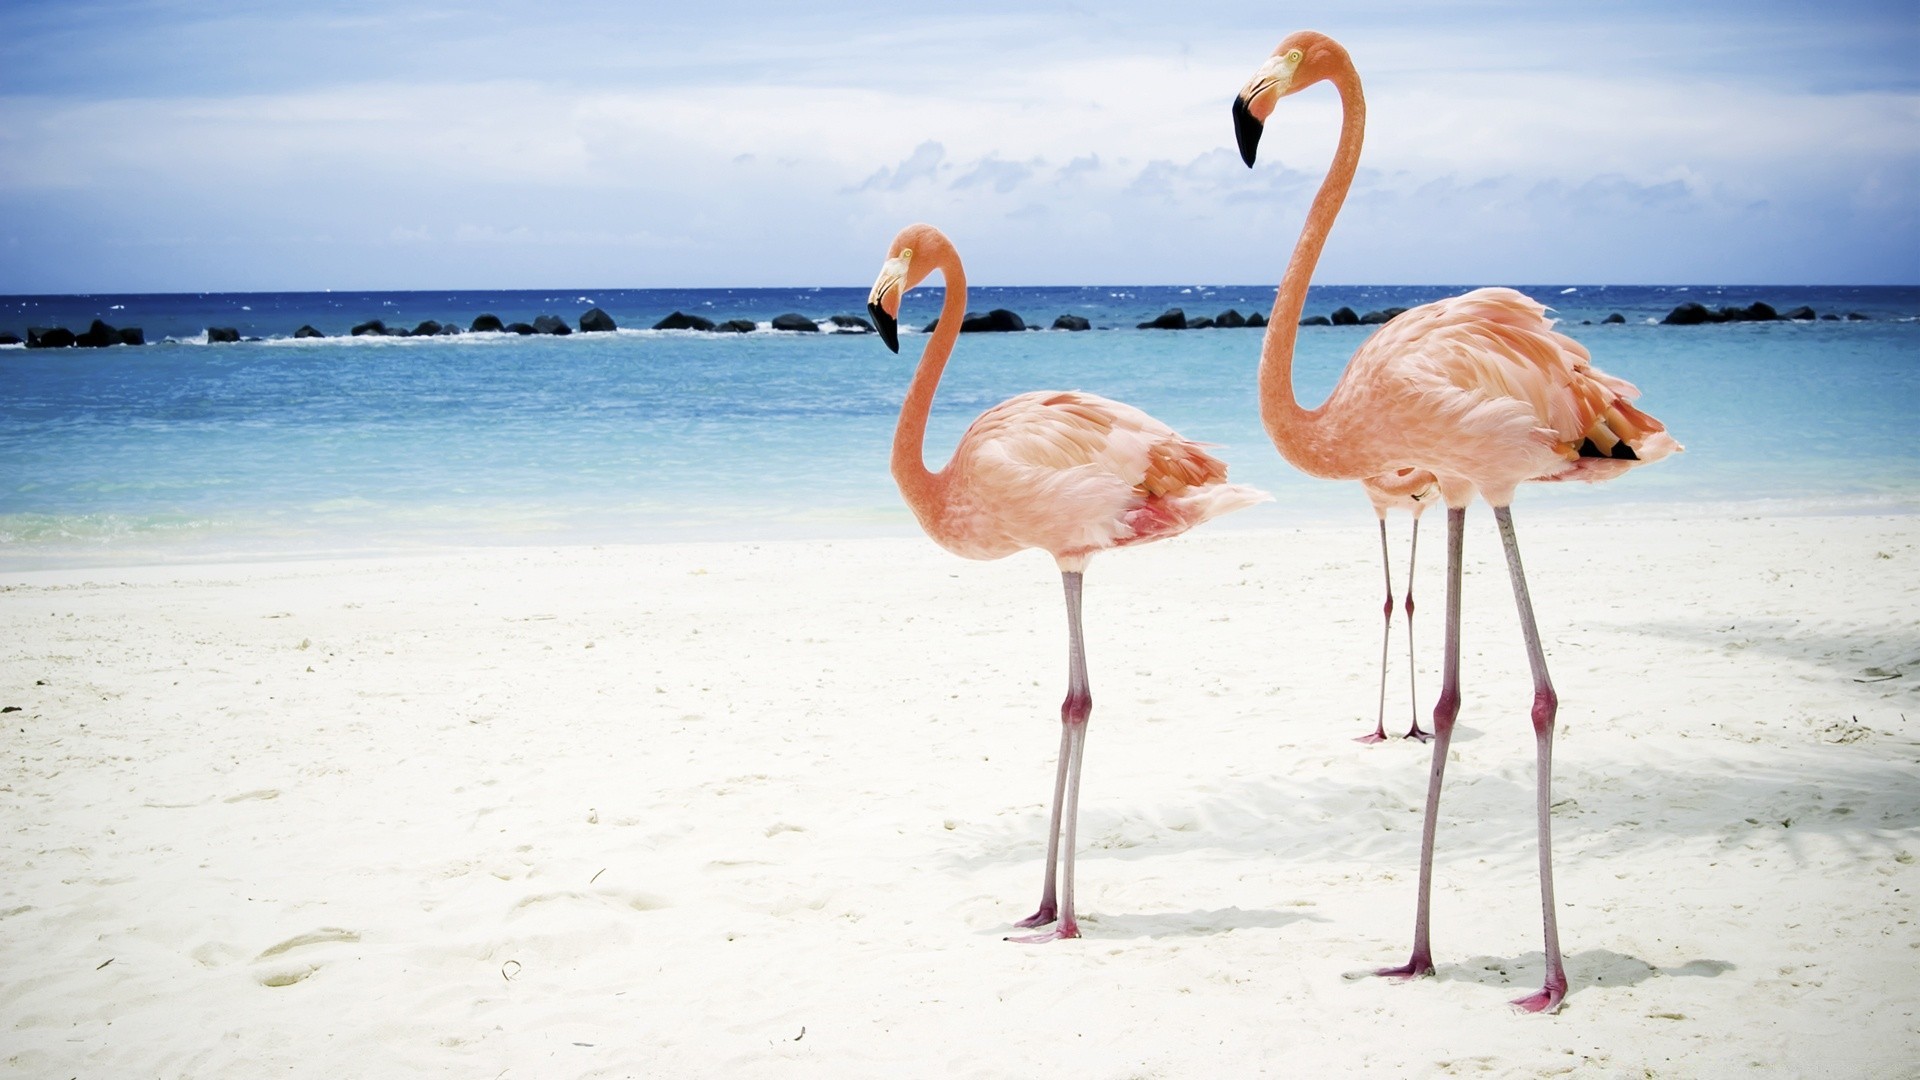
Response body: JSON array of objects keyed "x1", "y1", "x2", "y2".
[{"x1": 2, "y1": 284, "x2": 1916, "y2": 567}]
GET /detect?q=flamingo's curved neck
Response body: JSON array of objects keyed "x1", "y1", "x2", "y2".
[
  {"x1": 893, "y1": 255, "x2": 966, "y2": 513},
  {"x1": 1260, "y1": 54, "x2": 1366, "y2": 478}
]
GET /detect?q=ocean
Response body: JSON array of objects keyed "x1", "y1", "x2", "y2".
[{"x1": 3, "y1": 284, "x2": 1916, "y2": 568}]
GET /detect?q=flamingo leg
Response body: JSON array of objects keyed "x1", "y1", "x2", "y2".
[
  {"x1": 1013, "y1": 723, "x2": 1071, "y2": 930},
  {"x1": 1403, "y1": 515, "x2": 1431, "y2": 742},
  {"x1": 1493, "y1": 505, "x2": 1567, "y2": 1013},
  {"x1": 1011, "y1": 570, "x2": 1091, "y2": 942},
  {"x1": 1377, "y1": 506, "x2": 1464, "y2": 982},
  {"x1": 1357, "y1": 517, "x2": 1393, "y2": 744}
]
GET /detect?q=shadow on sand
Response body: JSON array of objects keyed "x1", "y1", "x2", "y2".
[{"x1": 1343, "y1": 948, "x2": 1735, "y2": 1001}]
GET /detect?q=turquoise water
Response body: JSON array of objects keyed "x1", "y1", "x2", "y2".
[{"x1": 2, "y1": 285, "x2": 1916, "y2": 567}]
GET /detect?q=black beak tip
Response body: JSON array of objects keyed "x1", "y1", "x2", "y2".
[
  {"x1": 869, "y1": 302, "x2": 899, "y2": 353},
  {"x1": 1232, "y1": 96, "x2": 1262, "y2": 168}
]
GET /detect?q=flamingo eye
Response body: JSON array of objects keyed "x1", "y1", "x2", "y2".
[{"x1": 1286, "y1": 48, "x2": 1303, "y2": 66}]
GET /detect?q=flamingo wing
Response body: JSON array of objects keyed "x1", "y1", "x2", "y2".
[
  {"x1": 1348, "y1": 289, "x2": 1679, "y2": 489},
  {"x1": 944, "y1": 391, "x2": 1266, "y2": 562}
]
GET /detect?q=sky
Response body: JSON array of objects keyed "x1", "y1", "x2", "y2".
[{"x1": 1, "y1": 0, "x2": 1916, "y2": 291}]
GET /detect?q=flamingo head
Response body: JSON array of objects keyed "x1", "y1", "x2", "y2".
[
  {"x1": 1233, "y1": 31, "x2": 1339, "y2": 167},
  {"x1": 868, "y1": 223, "x2": 947, "y2": 353}
]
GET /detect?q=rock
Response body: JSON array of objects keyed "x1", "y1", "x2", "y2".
[
  {"x1": 1359, "y1": 307, "x2": 1407, "y2": 325},
  {"x1": 1782, "y1": 305, "x2": 1816, "y2": 321},
  {"x1": 27, "y1": 326, "x2": 75, "y2": 348},
  {"x1": 505, "y1": 322, "x2": 536, "y2": 335},
  {"x1": 1661, "y1": 301, "x2": 1715, "y2": 325},
  {"x1": 351, "y1": 319, "x2": 388, "y2": 336},
  {"x1": 533, "y1": 315, "x2": 571, "y2": 335},
  {"x1": 470, "y1": 314, "x2": 505, "y2": 333},
  {"x1": 771, "y1": 313, "x2": 819, "y2": 332},
  {"x1": 1330, "y1": 306, "x2": 1359, "y2": 326},
  {"x1": 295, "y1": 325, "x2": 325, "y2": 338},
  {"x1": 653, "y1": 311, "x2": 717, "y2": 331},
  {"x1": 1187, "y1": 316, "x2": 1216, "y2": 329},
  {"x1": 74, "y1": 319, "x2": 120, "y2": 347},
  {"x1": 828, "y1": 314, "x2": 875, "y2": 332},
  {"x1": 0, "y1": 333, "x2": 20, "y2": 346},
  {"x1": 413, "y1": 320, "x2": 444, "y2": 337},
  {"x1": 1846, "y1": 311, "x2": 1871, "y2": 321},
  {"x1": 962, "y1": 309, "x2": 1025, "y2": 333},
  {"x1": 716, "y1": 319, "x2": 757, "y2": 333},
  {"x1": 1731, "y1": 301, "x2": 1777, "y2": 321},
  {"x1": 1820, "y1": 313, "x2": 1840, "y2": 321},
  {"x1": 1247, "y1": 312, "x2": 1266, "y2": 327},
  {"x1": 1214, "y1": 309, "x2": 1247, "y2": 328},
  {"x1": 439, "y1": 323, "x2": 462, "y2": 335},
  {"x1": 1299, "y1": 315, "x2": 1332, "y2": 326},
  {"x1": 1138, "y1": 308, "x2": 1186, "y2": 330},
  {"x1": 1052, "y1": 314, "x2": 1091, "y2": 331},
  {"x1": 207, "y1": 326, "x2": 242, "y2": 343},
  {"x1": 1603, "y1": 313, "x2": 1626, "y2": 324},
  {"x1": 579, "y1": 307, "x2": 617, "y2": 333}
]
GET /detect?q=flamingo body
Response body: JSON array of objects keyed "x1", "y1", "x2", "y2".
[
  {"x1": 916, "y1": 389, "x2": 1265, "y2": 571},
  {"x1": 1286, "y1": 288, "x2": 1678, "y2": 503}
]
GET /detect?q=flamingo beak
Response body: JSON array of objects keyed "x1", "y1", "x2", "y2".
[
  {"x1": 869, "y1": 299, "x2": 899, "y2": 354},
  {"x1": 868, "y1": 250, "x2": 910, "y2": 354},
  {"x1": 1234, "y1": 53, "x2": 1296, "y2": 167},
  {"x1": 1232, "y1": 94, "x2": 1264, "y2": 167}
]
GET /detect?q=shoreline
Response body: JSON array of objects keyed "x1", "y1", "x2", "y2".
[
  {"x1": 3, "y1": 512, "x2": 1916, "y2": 1075},
  {"x1": 5, "y1": 493, "x2": 1918, "y2": 576}
]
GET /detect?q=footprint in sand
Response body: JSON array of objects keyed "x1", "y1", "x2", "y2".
[
  {"x1": 251, "y1": 927, "x2": 360, "y2": 987},
  {"x1": 510, "y1": 890, "x2": 670, "y2": 916},
  {"x1": 224, "y1": 788, "x2": 282, "y2": 803}
]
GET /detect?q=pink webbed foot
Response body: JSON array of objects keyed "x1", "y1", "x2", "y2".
[
  {"x1": 1007, "y1": 919, "x2": 1080, "y2": 944},
  {"x1": 1403, "y1": 727, "x2": 1433, "y2": 744},
  {"x1": 1374, "y1": 957, "x2": 1434, "y2": 982},
  {"x1": 1012, "y1": 904, "x2": 1056, "y2": 930},
  {"x1": 1510, "y1": 977, "x2": 1567, "y2": 1014},
  {"x1": 1354, "y1": 730, "x2": 1389, "y2": 745}
]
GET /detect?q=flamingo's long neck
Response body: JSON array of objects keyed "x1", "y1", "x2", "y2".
[
  {"x1": 1259, "y1": 53, "x2": 1368, "y2": 479},
  {"x1": 892, "y1": 254, "x2": 967, "y2": 515}
]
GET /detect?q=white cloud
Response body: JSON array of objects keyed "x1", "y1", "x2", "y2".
[
  {"x1": 853, "y1": 141, "x2": 947, "y2": 192},
  {"x1": 951, "y1": 156, "x2": 1040, "y2": 194},
  {"x1": 0, "y1": 2, "x2": 1914, "y2": 288}
]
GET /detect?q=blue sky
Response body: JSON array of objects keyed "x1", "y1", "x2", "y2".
[{"x1": 2, "y1": 0, "x2": 1916, "y2": 291}]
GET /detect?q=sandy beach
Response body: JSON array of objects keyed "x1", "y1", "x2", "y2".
[{"x1": 3, "y1": 512, "x2": 1916, "y2": 1077}]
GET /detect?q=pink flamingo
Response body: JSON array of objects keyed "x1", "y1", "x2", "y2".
[
  {"x1": 1358, "y1": 468, "x2": 1435, "y2": 744},
  {"x1": 866, "y1": 223, "x2": 1267, "y2": 942},
  {"x1": 1232, "y1": 32, "x2": 1679, "y2": 1011}
]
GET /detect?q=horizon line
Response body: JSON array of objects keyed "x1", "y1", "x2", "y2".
[{"x1": 5, "y1": 282, "x2": 1918, "y2": 300}]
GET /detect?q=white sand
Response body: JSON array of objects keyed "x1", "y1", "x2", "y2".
[{"x1": 2, "y1": 512, "x2": 1916, "y2": 1077}]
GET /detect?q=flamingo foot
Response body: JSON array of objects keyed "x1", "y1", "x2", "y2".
[
  {"x1": 1354, "y1": 730, "x2": 1389, "y2": 745},
  {"x1": 1403, "y1": 726, "x2": 1433, "y2": 744},
  {"x1": 1374, "y1": 957, "x2": 1434, "y2": 982},
  {"x1": 1007, "y1": 919, "x2": 1080, "y2": 944},
  {"x1": 1509, "y1": 976, "x2": 1567, "y2": 1014},
  {"x1": 1012, "y1": 905, "x2": 1056, "y2": 929}
]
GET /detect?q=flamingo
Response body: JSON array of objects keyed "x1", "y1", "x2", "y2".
[
  {"x1": 1232, "y1": 32, "x2": 1679, "y2": 1011},
  {"x1": 1358, "y1": 468, "x2": 1435, "y2": 744},
  {"x1": 866, "y1": 223, "x2": 1268, "y2": 942}
]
